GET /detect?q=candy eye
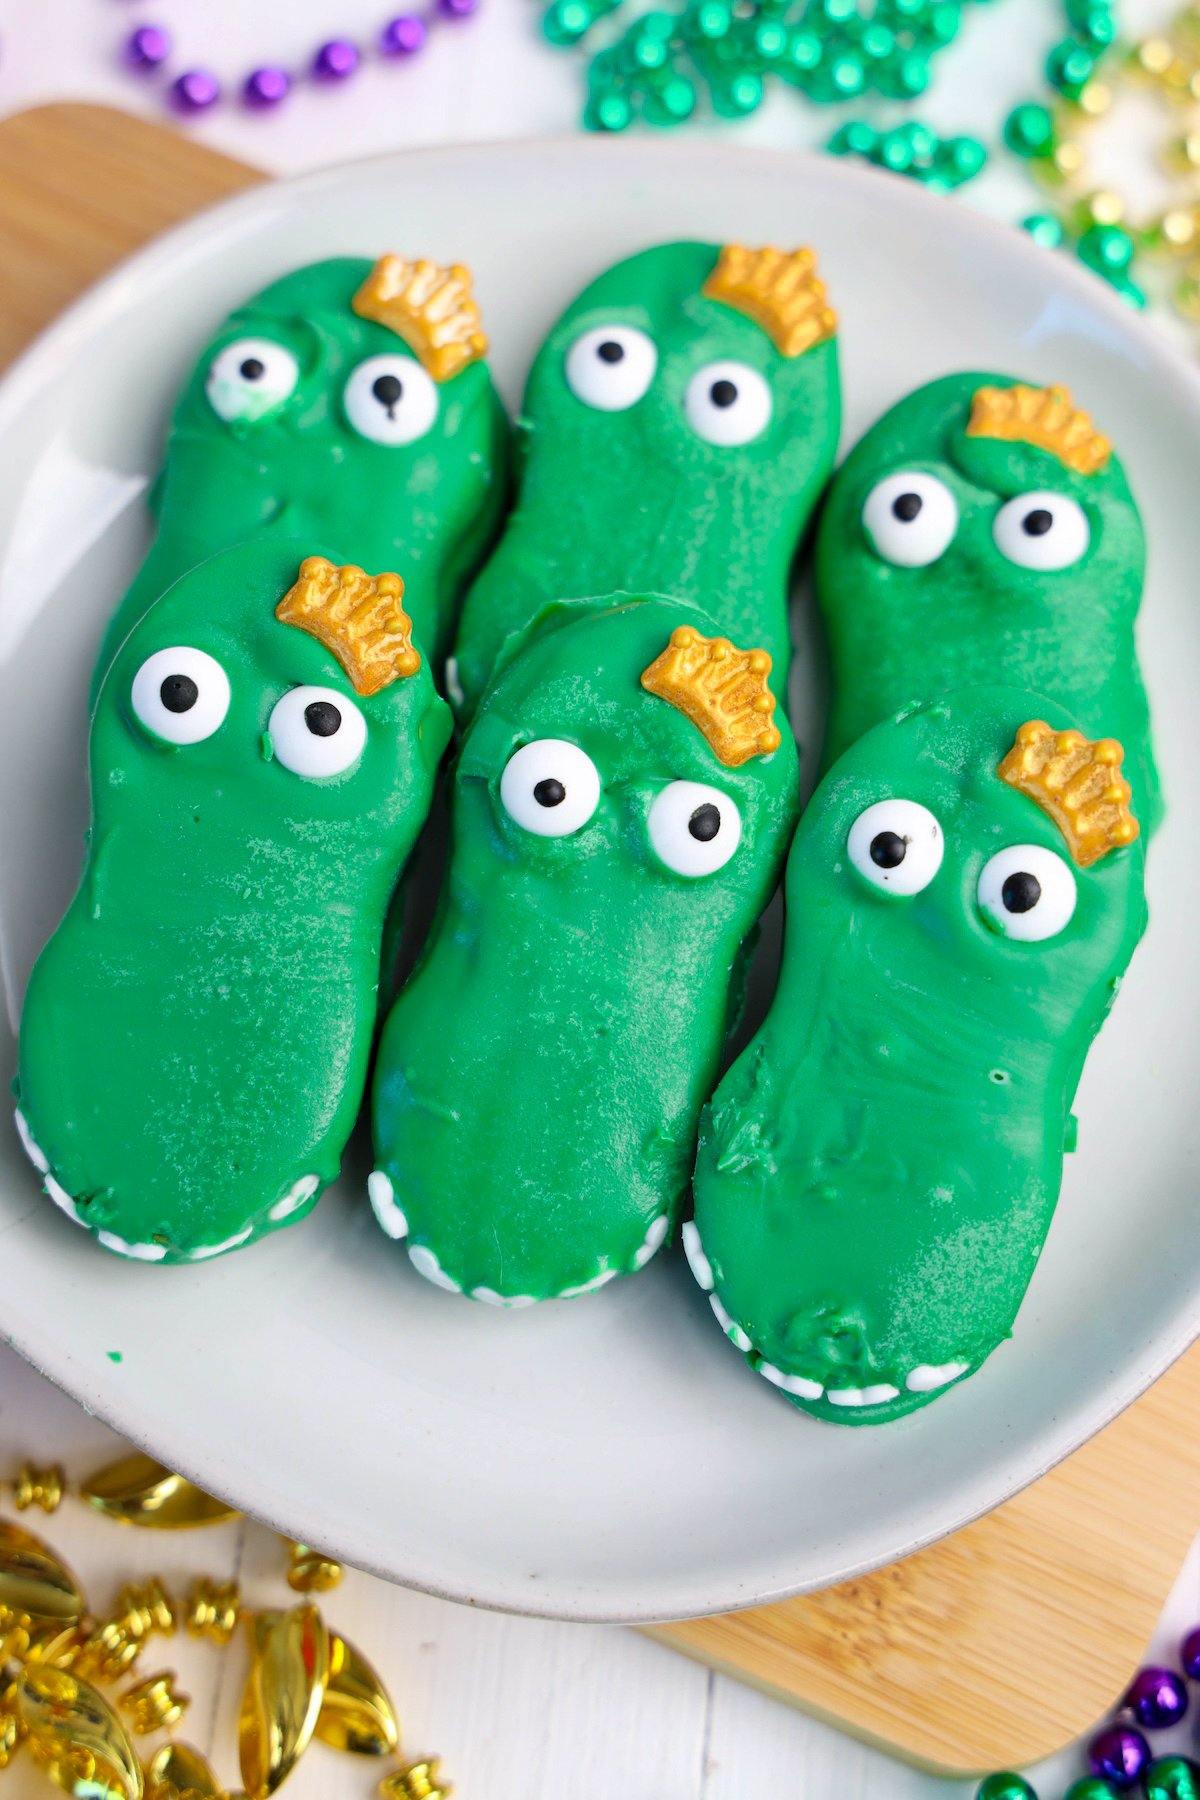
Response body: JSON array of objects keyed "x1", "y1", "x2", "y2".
[
  {"x1": 978, "y1": 843, "x2": 1077, "y2": 941},
  {"x1": 131, "y1": 647, "x2": 231, "y2": 745},
  {"x1": 684, "y1": 360, "x2": 772, "y2": 447},
  {"x1": 647, "y1": 780, "x2": 742, "y2": 877},
  {"x1": 847, "y1": 798, "x2": 943, "y2": 896},
  {"x1": 993, "y1": 491, "x2": 1090, "y2": 571},
  {"x1": 206, "y1": 338, "x2": 300, "y2": 424},
  {"x1": 862, "y1": 471, "x2": 959, "y2": 568},
  {"x1": 343, "y1": 354, "x2": 438, "y2": 446},
  {"x1": 499, "y1": 738, "x2": 601, "y2": 837},
  {"x1": 564, "y1": 325, "x2": 657, "y2": 412},
  {"x1": 268, "y1": 685, "x2": 367, "y2": 779}
]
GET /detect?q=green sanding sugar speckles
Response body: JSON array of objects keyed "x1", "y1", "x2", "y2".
[
  {"x1": 17, "y1": 538, "x2": 451, "y2": 1263},
  {"x1": 451, "y1": 240, "x2": 840, "y2": 718},
  {"x1": 815, "y1": 370, "x2": 1160, "y2": 829},
  {"x1": 371, "y1": 595, "x2": 799, "y2": 1304},
  {"x1": 690, "y1": 686, "x2": 1147, "y2": 1424},
  {"x1": 93, "y1": 256, "x2": 510, "y2": 694}
]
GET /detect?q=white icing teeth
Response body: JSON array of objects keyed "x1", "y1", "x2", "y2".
[
  {"x1": 368, "y1": 1170, "x2": 409, "y2": 1241},
  {"x1": 633, "y1": 1212, "x2": 669, "y2": 1270},
  {"x1": 269, "y1": 1173, "x2": 319, "y2": 1222},
  {"x1": 557, "y1": 1267, "x2": 617, "y2": 1299},
  {"x1": 444, "y1": 654, "x2": 465, "y2": 709},
  {"x1": 906, "y1": 1360, "x2": 969, "y2": 1393},
  {"x1": 709, "y1": 1291, "x2": 752, "y2": 1354},
  {"x1": 408, "y1": 1243, "x2": 462, "y2": 1293},
  {"x1": 96, "y1": 1230, "x2": 167, "y2": 1263},
  {"x1": 758, "y1": 1362, "x2": 824, "y2": 1401},
  {"x1": 470, "y1": 1287, "x2": 536, "y2": 1308},
  {"x1": 43, "y1": 1173, "x2": 86, "y2": 1228},
  {"x1": 681, "y1": 1220, "x2": 714, "y2": 1291},
  {"x1": 14, "y1": 1108, "x2": 49, "y2": 1174},
  {"x1": 827, "y1": 1385, "x2": 900, "y2": 1408},
  {"x1": 190, "y1": 1227, "x2": 253, "y2": 1261}
]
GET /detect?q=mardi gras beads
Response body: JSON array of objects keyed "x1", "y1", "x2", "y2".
[
  {"x1": 284, "y1": 1542, "x2": 345, "y2": 1595},
  {"x1": 1144, "y1": 1757, "x2": 1200, "y2": 1800},
  {"x1": 828, "y1": 119, "x2": 986, "y2": 188},
  {"x1": 381, "y1": 1758, "x2": 453, "y2": 1800}
]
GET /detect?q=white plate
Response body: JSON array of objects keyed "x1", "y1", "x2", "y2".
[{"x1": 0, "y1": 138, "x2": 1197, "y2": 1625}]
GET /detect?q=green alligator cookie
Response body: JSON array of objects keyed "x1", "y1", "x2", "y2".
[
  {"x1": 371, "y1": 597, "x2": 799, "y2": 1303},
  {"x1": 17, "y1": 539, "x2": 451, "y2": 1262},
  {"x1": 450, "y1": 241, "x2": 840, "y2": 716},
  {"x1": 93, "y1": 253, "x2": 509, "y2": 691},
  {"x1": 690, "y1": 685, "x2": 1146, "y2": 1424},
  {"x1": 815, "y1": 374, "x2": 1160, "y2": 828}
]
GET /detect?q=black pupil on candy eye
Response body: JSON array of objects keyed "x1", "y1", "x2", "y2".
[
  {"x1": 304, "y1": 701, "x2": 342, "y2": 737},
  {"x1": 689, "y1": 803, "x2": 721, "y2": 842},
  {"x1": 534, "y1": 777, "x2": 566, "y2": 808},
  {"x1": 240, "y1": 357, "x2": 265, "y2": 381},
  {"x1": 710, "y1": 379, "x2": 738, "y2": 409},
  {"x1": 160, "y1": 674, "x2": 198, "y2": 714},
  {"x1": 597, "y1": 341, "x2": 624, "y2": 364},
  {"x1": 372, "y1": 373, "x2": 404, "y2": 418},
  {"x1": 1023, "y1": 509, "x2": 1054, "y2": 536},
  {"x1": 892, "y1": 492, "x2": 922, "y2": 523},
  {"x1": 870, "y1": 829, "x2": 907, "y2": 869},
  {"x1": 1002, "y1": 870, "x2": 1042, "y2": 913}
]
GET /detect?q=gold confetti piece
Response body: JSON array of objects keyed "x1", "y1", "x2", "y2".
[
  {"x1": 381, "y1": 1757, "x2": 452, "y2": 1800},
  {"x1": 13, "y1": 1462, "x2": 66, "y2": 1514},
  {"x1": 111, "y1": 1580, "x2": 177, "y2": 1643},
  {"x1": 18, "y1": 1663, "x2": 143, "y2": 1800},
  {"x1": 184, "y1": 1578, "x2": 240, "y2": 1646},
  {"x1": 0, "y1": 1521, "x2": 86, "y2": 1624},
  {"x1": 284, "y1": 1542, "x2": 343, "y2": 1595},
  {"x1": 120, "y1": 1673, "x2": 189, "y2": 1735},
  {"x1": 238, "y1": 1606, "x2": 330, "y2": 1800},
  {"x1": 0, "y1": 1702, "x2": 21, "y2": 1770},
  {"x1": 316, "y1": 1632, "x2": 399, "y2": 1757},
  {"x1": 71, "y1": 1619, "x2": 144, "y2": 1684},
  {"x1": 145, "y1": 1742, "x2": 223, "y2": 1800},
  {"x1": 80, "y1": 1454, "x2": 239, "y2": 1530}
]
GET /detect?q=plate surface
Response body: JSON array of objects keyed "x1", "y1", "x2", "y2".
[{"x1": 0, "y1": 138, "x2": 1197, "y2": 1624}]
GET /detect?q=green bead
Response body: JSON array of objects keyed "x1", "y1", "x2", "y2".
[
  {"x1": 1144, "y1": 1757, "x2": 1200, "y2": 1800},
  {"x1": 711, "y1": 69, "x2": 763, "y2": 113},
  {"x1": 922, "y1": 0, "x2": 961, "y2": 45},
  {"x1": 877, "y1": 129, "x2": 914, "y2": 171},
  {"x1": 858, "y1": 21, "x2": 895, "y2": 58},
  {"x1": 830, "y1": 50, "x2": 866, "y2": 93},
  {"x1": 543, "y1": 0, "x2": 594, "y2": 45},
  {"x1": 880, "y1": 49, "x2": 930, "y2": 94},
  {"x1": 818, "y1": 0, "x2": 859, "y2": 24},
  {"x1": 936, "y1": 135, "x2": 986, "y2": 184},
  {"x1": 1022, "y1": 210, "x2": 1065, "y2": 247},
  {"x1": 1047, "y1": 35, "x2": 1098, "y2": 99},
  {"x1": 754, "y1": 18, "x2": 788, "y2": 60},
  {"x1": 827, "y1": 118, "x2": 878, "y2": 154},
  {"x1": 643, "y1": 72, "x2": 696, "y2": 121},
  {"x1": 585, "y1": 89, "x2": 633, "y2": 130},
  {"x1": 1004, "y1": 100, "x2": 1056, "y2": 158},
  {"x1": 976, "y1": 1776, "x2": 1038, "y2": 1800},
  {"x1": 1064, "y1": 0, "x2": 1114, "y2": 43},
  {"x1": 1078, "y1": 221, "x2": 1135, "y2": 273},
  {"x1": 688, "y1": 0, "x2": 732, "y2": 37},
  {"x1": 1063, "y1": 1781, "x2": 1121, "y2": 1800},
  {"x1": 783, "y1": 27, "x2": 822, "y2": 73}
]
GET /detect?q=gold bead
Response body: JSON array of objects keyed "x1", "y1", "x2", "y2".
[
  {"x1": 1155, "y1": 204, "x2": 1200, "y2": 253},
  {"x1": 1075, "y1": 188, "x2": 1126, "y2": 227},
  {"x1": 112, "y1": 1578, "x2": 177, "y2": 1642},
  {"x1": 185, "y1": 1577, "x2": 241, "y2": 1646},
  {"x1": 145, "y1": 1739, "x2": 225, "y2": 1799},
  {"x1": 284, "y1": 1543, "x2": 343, "y2": 1595},
  {"x1": 18, "y1": 1664, "x2": 142, "y2": 1800},
  {"x1": 81, "y1": 1452, "x2": 239, "y2": 1530},
  {"x1": 316, "y1": 1632, "x2": 400, "y2": 1757},
  {"x1": 120, "y1": 1672, "x2": 189, "y2": 1735},
  {"x1": 381, "y1": 1758, "x2": 453, "y2": 1800},
  {"x1": 13, "y1": 1463, "x2": 65, "y2": 1514},
  {"x1": 1174, "y1": 263, "x2": 1200, "y2": 316},
  {"x1": 1053, "y1": 140, "x2": 1086, "y2": 179},
  {"x1": 1133, "y1": 34, "x2": 1176, "y2": 77},
  {"x1": 0, "y1": 1701, "x2": 21, "y2": 1770},
  {"x1": 1077, "y1": 78, "x2": 1112, "y2": 116},
  {"x1": 1161, "y1": 129, "x2": 1200, "y2": 173},
  {"x1": 72, "y1": 1618, "x2": 143, "y2": 1683},
  {"x1": 0, "y1": 1520, "x2": 86, "y2": 1630},
  {"x1": 238, "y1": 1605, "x2": 330, "y2": 1799}
]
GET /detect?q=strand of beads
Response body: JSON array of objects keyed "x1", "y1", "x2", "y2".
[
  {"x1": 827, "y1": 119, "x2": 987, "y2": 189},
  {"x1": 975, "y1": 1633, "x2": 1200, "y2": 1800},
  {"x1": 119, "y1": 5, "x2": 480, "y2": 117}
]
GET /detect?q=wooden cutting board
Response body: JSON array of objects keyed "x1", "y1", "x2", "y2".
[{"x1": 2, "y1": 100, "x2": 1197, "y2": 1779}]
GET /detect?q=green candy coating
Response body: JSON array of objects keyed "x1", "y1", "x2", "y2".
[
  {"x1": 814, "y1": 371, "x2": 1159, "y2": 829},
  {"x1": 976, "y1": 1777, "x2": 1038, "y2": 1800},
  {"x1": 691, "y1": 686, "x2": 1146, "y2": 1424},
  {"x1": 18, "y1": 539, "x2": 451, "y2": 1262},
  {"x1": 94, "y1": 257, "x2": 509, "y2": 689},
  {"x1": 1145, "y1": 1757, "x2": 1200, "y2": 1800},
  {"x1": 372, "y1": 596, "x2": 799, "y2": 1303},
  {"x1": 451, "y1": 241, "x2": 840, "y2": 716}
]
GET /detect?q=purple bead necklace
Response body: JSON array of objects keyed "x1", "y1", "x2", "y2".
[{"x1": 121, "y1": 4, "x2": 480, "y2": 117}]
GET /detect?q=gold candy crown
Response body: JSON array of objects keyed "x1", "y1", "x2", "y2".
[
  {"x1": 966, "y1": 383, "x2": 1111, "y2": 475},
  {"x1": 998, "y1": 720, "x2": 1139, "y2": 866},
  {"x1": 276, "y1": 557, "x2": 421, "y2": 697},
  {"x1": 641, "y1": 625, "x2": 781, "y2": 767},
  {"x1": 702, "y1": 244, "x2": 837, "y2": 358},
  {"x1": 352, "y1": 255, "x2": 488, "y2": 382}
]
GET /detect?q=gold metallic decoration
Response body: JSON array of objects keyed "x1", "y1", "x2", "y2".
[
  {"x1": 284, "y1": 1542, "x2": 343, "y2": 1595},
  {"x1": 999, "y1": 720, "x2": 1140, "y2": 866},
  {"x1": 352, "y1": 255, "x2": 488, "y2": 382},
  {"x1": 145, "y1": 1741, "x2": 223, "y2": 1800},
  {"x1": 13, "y1": 1462, "x2": 66, "y2": 1514},
  {"x1": 80, "y1": 1454, "x2": 240, "y2": 1531},
  {"x1": 966, "y1": 383, "x2": 1111, "y2": 474},
  {"x1": 641, "y1": 625, "x2": 782, "y2": 768},
  {"x1": 238, "y1": 1605, "x2": 330, "y2": 1800},
  {"x1": 71, "y1": 1619, "x2": 144, "y2": 1684},
  {"x1": 184, "y1": 1577, "x2": 240, "y2": 1646},
  {"x1": 381, "y1": 1757, "x2": 452, "y2": 1800},
  {"x1": 1071, "y1": 189, "x2": 1124, "y2": 228},
  {"x1": 120, "y1": 1673, "x2": 190, "y2": 1735},
  {"x1": 316, "y1": 1632, "x2": 399, "y2": 1757},
  {"x1": 111, "y1": 1580, "x2": 177, "y2": 1644},
  {"x1": 702, "y1": 244, "x2": 837, "y2": 356},
  {"x1": 17, "y1": 1663, "x2": 143, "y2": 1800},
  {"x1": 0, "y1": 1520, "x2": 86, "y2": 1624},
  {"x1": 276, "y1": 557, "x2": 421, "y2": 698}
]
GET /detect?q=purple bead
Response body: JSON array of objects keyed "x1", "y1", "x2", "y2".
[
  {"x1": 124, "y1": 24, "x2": 171, "y2": 70},
  {"x1": 1182, "y1": 1626, "x2": 1200, "y2": 1680},
  {"x1": 380, "y1": 14, "x2": 428, "y2": 55},
  {"x1": 312, "y1": 38, "x2": 360, "y2": 80},
  {"x1": 1088, "y1": 1725, "x2": 1152, "y2": 1790},
  {"x1": 439, "y1": 0, "x2": 479, "y2": 20},
  {"x1": 243, "y1": 65, "x2": 291, "y2": 107},
  {"x1": 1125, "y1": 1666, "x2": 1189, "y2": 1731},
  {"x1": 169, "y1": 68, "x2": 221, "y2": 113}
]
